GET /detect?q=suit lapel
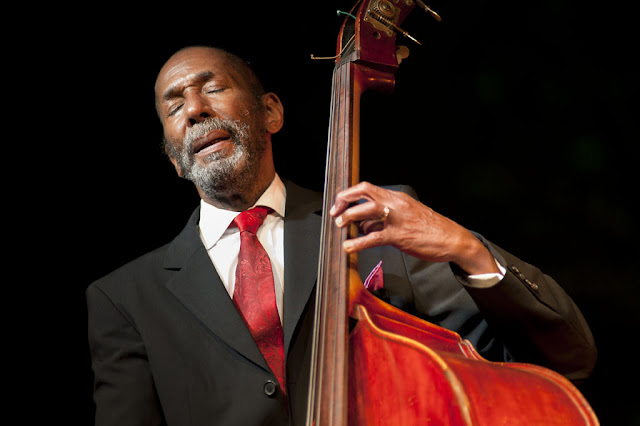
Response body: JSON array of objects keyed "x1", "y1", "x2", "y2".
[
  {"x1": 161, "y1": 182, "x2": 323, "y2": 370},
  {"x1": 163, "y1": 207, "x2": 269, "y2": 371},
  {"x1": 282, "y1": 181, "x2": 323, "y2": 355}
]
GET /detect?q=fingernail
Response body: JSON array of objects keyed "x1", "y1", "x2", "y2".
[
  {"x1": 330, "y1": 205, "x2": 336, "y2": 216},
  {"x1": 335, "y1": 216, "x2": 343, "y2": 227}
]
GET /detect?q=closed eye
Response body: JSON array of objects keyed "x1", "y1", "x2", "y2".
[
  {"x1": 167, "y1": 103, "x2": 184, "y2": 117},
  {"x1": 205, "y1": 87, "x2": 226, "y2": 95}
]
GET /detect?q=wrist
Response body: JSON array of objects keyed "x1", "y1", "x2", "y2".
[{"x1": 453, "y1": 232, "x2": 500, "y2": 276}]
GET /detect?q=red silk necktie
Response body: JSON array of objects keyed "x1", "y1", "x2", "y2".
[{"x1": 231, "y1": 206, "x2": 286, "y2": 395}]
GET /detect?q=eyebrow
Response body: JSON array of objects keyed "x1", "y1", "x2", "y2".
[{"x1": 161, "y1": 70, "x2": 216, "y2": 102}]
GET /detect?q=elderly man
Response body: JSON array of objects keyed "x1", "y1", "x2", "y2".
[{"x1": 87, "y1": 46, "x2": 596, "y2": 425}]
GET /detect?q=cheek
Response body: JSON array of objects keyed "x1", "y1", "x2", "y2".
[
  {"x1": 242, "y1": 103, "x2": 267, "y2": 130},
  {"x1": 162, "y1": 120, "x2": 186, "y2": 146},
  {"x1": 163, "y1": 131, "x2": 186, "y2": 159},
  {"x1": 233, "y1": 95, "x2": 263, "y2": 117}
]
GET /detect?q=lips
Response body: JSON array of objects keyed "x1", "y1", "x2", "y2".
[{"x1": 192, "y1": 129, "x2": 232, "y2": 156}]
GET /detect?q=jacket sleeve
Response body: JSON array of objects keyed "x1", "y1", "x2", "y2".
[
  {"x1": 377, "y1": 185, "x2": 597, "y2": 383},
  {"x1": 86, "y1": 283, "x2": 166, "y2": 426},
  {"x1": 454, "y1": 237, "x2": 597, "y2": 383}
]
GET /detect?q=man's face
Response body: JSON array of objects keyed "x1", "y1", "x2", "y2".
[{"x1": 155, "y1": 47, "x2": 271, "y2": 203}]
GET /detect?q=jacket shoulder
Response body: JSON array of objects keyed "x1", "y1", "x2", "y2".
[
  {"x1": 88, "y1": 243, "x2": 171, "y2": 297},
  {"x1": 88, "y1": 206, "x2": 201, "y2": 297}
]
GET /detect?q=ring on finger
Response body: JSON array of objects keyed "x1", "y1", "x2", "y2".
[{"x1": 379, "y1": 205, "x2": 390, "y2": 222}]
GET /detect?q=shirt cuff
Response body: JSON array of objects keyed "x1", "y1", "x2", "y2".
[{"x1": 465, "y1": 258, "x2": 506, "y2": 288}]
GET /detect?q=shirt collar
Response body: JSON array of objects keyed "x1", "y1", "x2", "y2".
[{"x1": 198, "y1": 174, "x2": 286, "y2": 249}]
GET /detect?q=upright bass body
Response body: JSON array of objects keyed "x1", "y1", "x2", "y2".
[
  {"x1": 305, "y1": 1, "x2": 599, "y2": 425},
  {"x1": 347, "y1": 281, "x2": 598, "y2": 425}
]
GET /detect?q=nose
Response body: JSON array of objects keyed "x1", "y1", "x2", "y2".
[{"x1": 184, "y1": 90, "x2": 215, "y2": 127}]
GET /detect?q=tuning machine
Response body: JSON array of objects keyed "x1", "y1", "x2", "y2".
[{"x1": 364, "y1": 0, "x2": 441, "y2": 46}]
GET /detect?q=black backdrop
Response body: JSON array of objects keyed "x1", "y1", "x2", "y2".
[{"x1": 28, "y1": 1, "x2": 637, "y2": 424}]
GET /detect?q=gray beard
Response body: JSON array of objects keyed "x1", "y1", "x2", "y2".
[{"x1": 166, "y1": 116, "x2": 265, "y2": 201}]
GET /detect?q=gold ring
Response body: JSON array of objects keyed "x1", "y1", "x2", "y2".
[{"x1": 380, "y1": 205, "x2": 390, "y2": 222}]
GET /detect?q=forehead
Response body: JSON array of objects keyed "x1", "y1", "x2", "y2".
[{"x1": 155, "y1": 48, "x2": 241, "y2": 99}]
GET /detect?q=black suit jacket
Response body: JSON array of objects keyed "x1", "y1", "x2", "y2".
[{"x1": 87, "y1": 180, "x2": 596, "y2": 426}]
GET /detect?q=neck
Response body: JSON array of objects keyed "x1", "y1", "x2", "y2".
[{"x1": 198, "y1": 168, "x2": 275, "y2": 211}]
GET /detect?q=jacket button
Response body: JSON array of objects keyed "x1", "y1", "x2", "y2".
[
  {"x1": 264, "y1": 380, "x2": 278, "y2": 397},
  {"x1": 525, "y1": 279, "x2": 539, "y2": 291}
]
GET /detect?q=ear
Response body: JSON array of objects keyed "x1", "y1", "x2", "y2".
[
  {"x1": 262, "y1": 92, "x2": 284, "y2": 134},
  {"x1": 165, "y1": 145, "x2": 184, "y2": 177}
]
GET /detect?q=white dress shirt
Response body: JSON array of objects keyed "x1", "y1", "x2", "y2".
[
  {"x1": 198, "y1": 175, "x2": 504, "y2": 325},
  {"x1": 198, "y1": 174, "x2": 286, "y2": 322}
]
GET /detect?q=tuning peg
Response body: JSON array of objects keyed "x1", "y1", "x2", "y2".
[
  {"x1": 395, "y1": 24, "x2": 422, "y2": 46},
  {"x1": 396, "y1": 45, "x2": 410, "y2": 64},
  {"x1": 414, "y1": 0, "x2": 442, "y2": 22}
]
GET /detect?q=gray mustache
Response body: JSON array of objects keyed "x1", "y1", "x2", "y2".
[{"x1": 185, "y1": 117, "x2": 237, "y2": 149}]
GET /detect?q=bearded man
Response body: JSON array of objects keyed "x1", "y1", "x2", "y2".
[{"x1": 87, "y1": 46, "x2": 596, "y2": 426}]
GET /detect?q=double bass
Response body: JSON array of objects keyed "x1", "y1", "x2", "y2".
[{"x1": 305, "y1": 1, "x2": 599, "y2": 424}]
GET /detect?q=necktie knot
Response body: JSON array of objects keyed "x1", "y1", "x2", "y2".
[{"x1": 233, "y1": 206, "x2": 271, "y2": 234}]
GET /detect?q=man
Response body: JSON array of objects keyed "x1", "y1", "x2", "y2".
[{"x1": 87, "y1": 46, "x2": 596, "y2": 425}]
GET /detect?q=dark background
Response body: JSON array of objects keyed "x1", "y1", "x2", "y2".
[{"x1": 27, "y1": 0, "x2": 637, "y2": 424}]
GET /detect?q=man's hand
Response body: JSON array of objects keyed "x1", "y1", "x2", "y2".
[{"x1": 330, "y1": 182, "x2": 500, "y2": 276}]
